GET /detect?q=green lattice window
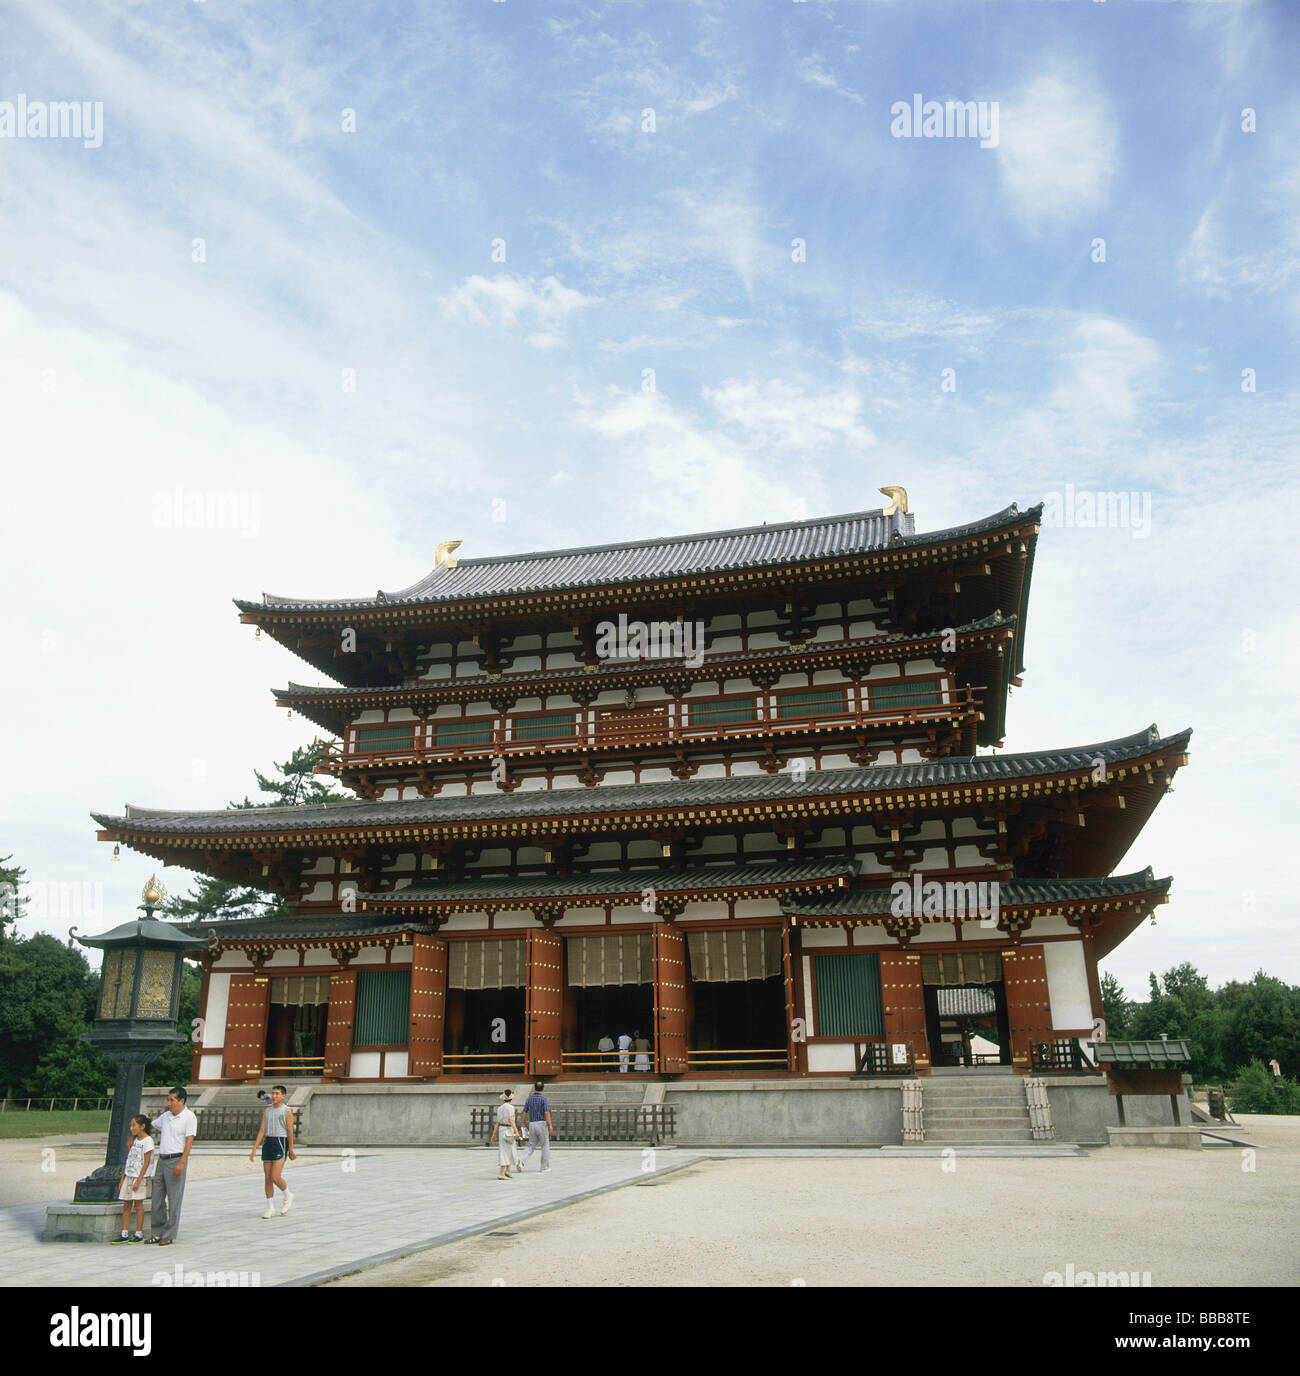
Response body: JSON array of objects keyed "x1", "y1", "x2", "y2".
[
  {"x1": 814, "y1": 954, "x2": 884, "y2": 1037},
  {"x1": 776, "y1": 688, "x2": 847, "y2": 718},
  {"x1": 356, "y1": 726, "x2": 414, "y2": 752},
  {"x1": 353, "y1": 970, "x2": 411, "y2": 1047},
  {"x1": 868, "y1": 679, "x2": 943, "y2": 710},
  {"x1": 688, "y1": 698, "x2": 756, "y2": 726},
  {"x1": 512, "y1": 712, "x2": 576, "y2": 741},
  {"x1": 434, "y1": 718, "x2": 494, "y2": 746}
]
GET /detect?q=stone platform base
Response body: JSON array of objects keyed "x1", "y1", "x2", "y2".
[
  {"x1": 1106, "y1": 1125, "x2": 1203, "y2": 1150},
  {"x1": 45, "y1": 1200, "x2": 154, "y2": 1243}
]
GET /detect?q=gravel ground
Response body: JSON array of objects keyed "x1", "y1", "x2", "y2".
[
  {"x1": 0, "y1": 1135, "x2": 334, "y2": 1208},
  {"x1": 325, "y1": 1116, "x2": 1300, "y2": 1288}
]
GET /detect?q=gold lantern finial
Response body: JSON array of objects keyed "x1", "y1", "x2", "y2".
[{"x1": 141, "y1": 875, "x2": 166, "y2": 909}]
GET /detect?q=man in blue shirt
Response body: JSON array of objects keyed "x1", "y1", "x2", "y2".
[{"x1": 520, "y1": 1081, "x2": 553, "y2": 1172}]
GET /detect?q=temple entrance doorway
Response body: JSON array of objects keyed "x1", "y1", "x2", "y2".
[
  {"x1": 920, "y1": 951, "x2": 1011, "y2": 1067},
  {"x1": 444, "y1": 939, "x2": 526, "y2": 1075},
  {"x1": 685, "y1": 927, "x2": 789, "y2": 1072},
  {"x1": 264, "y1": 975, "x2": 330, "y2": 1078},
  {"x1": 562, "y1": 933, "x2": 654, "y2": 1072}
]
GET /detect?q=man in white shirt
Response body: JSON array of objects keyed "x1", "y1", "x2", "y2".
[
  {"x1": 617, "y1": 1032, "x2": 632, "y2": 1073},
  {"x1": 597, "y1": 1033, "x2": 615, "y2": 1069},
  {"x1": 147, "y1": 1086, "x2": 197, "y2": 1246}
]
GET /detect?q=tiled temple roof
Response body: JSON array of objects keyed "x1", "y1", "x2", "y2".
[
  {"x1": 360, "y1": 859, "x2": 857, "y2": 910},
  {"x1": 237, "y1": 504, "x2": 1037, "y2": 613},
  {"x1": 782, "y1": 869, "x2": 1172, "y2": 918},
  {"x1": 93, "y1": 725, "x2": 1190, "y2": 837}
]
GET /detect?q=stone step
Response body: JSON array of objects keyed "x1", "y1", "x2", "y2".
[
  {"x1": 925, "y1": 1130, "x2": 1037, "y2": 1144},
  {"x1": 922, "y1": 1088, "x2": 1028, "y2": 1102},
  {"x1": 923, "y1": 1107, "x2": 1032, "y2": 1122}
]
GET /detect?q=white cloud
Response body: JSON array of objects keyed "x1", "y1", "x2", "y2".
[
  {"x1": 1049, "y1": 316, "x2": 1161, "y2": 425},
  {"x1": 996, "y1": 70, "x2": 1117, "y2": 228},
  {"x1": 441, "y1": 274, "x2": 593, "y2": 331},
  {"x1": 705, "y1": 378, "x2": 876, "y2": 451}
]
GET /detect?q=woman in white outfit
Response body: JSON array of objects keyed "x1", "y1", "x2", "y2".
[{"x1": 490, "y1": 1089, "x2": 523, "y2": 1179}]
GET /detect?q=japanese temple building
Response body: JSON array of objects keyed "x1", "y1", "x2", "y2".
[{"x1": 94, "y1": 494, "x2": 1189, "y2": 1090}]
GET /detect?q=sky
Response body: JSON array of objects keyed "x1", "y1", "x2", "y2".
[{"x1": 1, "y1": 0, "x2": 1296, "y2": 998}]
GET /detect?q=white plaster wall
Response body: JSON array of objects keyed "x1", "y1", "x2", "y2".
[
  {"x1": 264, "y1": 950, "x2": 300, "y2": 969},
  {"x1": 910, "y1": 922, "x2": 957, "y2": 945},
  {"x1": 441, "y1": 912, "x2": 489, "y2": 930},
  {"x1": 729, "y1": 760, "x2": 763, "y2": 776},
  {"x1": 819, "y1": 754, "x2": 853, "y2": 770},
  {"x1": 203, "y1": 974, "x2": 230, "y2": 1047},
  {"x1": 694, "y1": 763, "x2": 727, "y2": 779},
  {"x1": 352, "y1": 949, "x2": 387, "y2": 966},
  {"x1": 802, "y1": 957, "x2": 815, "y2": 1034},
  {"x1": 350, "y1": 1052, "x2": 382, "y2": 1077},
  {"x1": 603, "y1": 770, "x2": 636, "y2": 786},
  {"x1": 302, "y1": 881, "x2": 334, "y2": 903},
  {"x1": 807, "y1": 1043, "x2": 856, "y2": 1072},
  {"x1": 385, "y1": 1052, "x2": 410, "y2": 1078},
  {"x1": 1044, "y1": 941, "x2": 1093, "y2": 1029},
  {"x1": 748, "y1": 632, "x2": 783, "y2": 649},
  {"x1": 640, "y1": 767, "x2": 673, "y2": 783},
  {"x1": 733, "y1": 899, "x2": 781, "y2": 918},
  {"x1": 562, "y1": 908, "x2": 607, "y2": 927},
  {"x1": 1024, "y1": 914, "x2": 1074, "y2": 938},
  {"x1": 799, "y1": 930, "x2": 848, "y2": 948},
  {"x1": 390, "y1": 947, "x2": 412, "y2": 965},
  {"x1": 679, "y1": 901, "x2": 728, "y2": 922},
  {"x1": 611, "y1": 905, "x2": 658, "y2": 925},
  {"x1": 851, "y1": 927, "x2": 893, "y2": 947},
  {"x1": 213, "y1": 950, "x2": 252, "y2": 970}
]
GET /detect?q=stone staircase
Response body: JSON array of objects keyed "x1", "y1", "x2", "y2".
[
  {"x1": 922, "y1": 1072, "x2": 1035, "y2": 1145},
  {"x1": 510, "y1": 1081, "x2": 651, "y2": 1107}
]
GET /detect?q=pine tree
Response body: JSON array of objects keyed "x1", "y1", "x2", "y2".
[{"x1": 164, "y1": 746, "x2": 346, "y2": 922}]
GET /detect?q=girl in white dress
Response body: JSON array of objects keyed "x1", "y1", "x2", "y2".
[
  {"x1": 490, "y1": 1090, "x2": 522, "y2": 1179},
  {"x1": 114, "y1": 1115, "x2": 154, "y2": 1242}
]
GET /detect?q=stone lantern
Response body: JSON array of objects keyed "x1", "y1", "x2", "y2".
[{"x1": 45, "y1": 876, "x2": 208, "y2": 1238}]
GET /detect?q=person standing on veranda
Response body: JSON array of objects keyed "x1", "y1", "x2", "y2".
[
  {"x1": 617, "y1": 1031, "x2": 633, "y2": 1073},
  {"x1": 633, "y1": 1030, "x2": 652, "y2": 1072},
  {"x1": 520, "y1": 1081, "x2": 553, "y2": 1173},
  {"x1": 147, "y1": 1087, "x2": 196, "y2": 1246},
  {"x1": 250, "y1": 1084, "x2": 297, "y2": 1218},
  {"x1": 489, "y1": 1089, "x2": 523, "y2": 1180}
]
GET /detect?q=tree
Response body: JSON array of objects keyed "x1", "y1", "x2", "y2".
[
  {"x1": 1222, "y1": 973, "x2": 1300, "y2": 1079},
  {"x1": 164, "y1": 745, "x2": 347, "y2": 923},
  {"x1": 1131, "y1": 964, "x2": 1229, "y2": 1080},
  {"x1": 1099, "y1": 971, "x2": 1133, "y2": 1040},
  {"x1": 0, "y1": 933, "x2": 100, "y2": 1097},
  {"x1": 1228, "y1": 1060, "x2": 1300, "y2": 1115},
  {"x1": 0, "y1": 854, "x2": 27, "y2": 978}
]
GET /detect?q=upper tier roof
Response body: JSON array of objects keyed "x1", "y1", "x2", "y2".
[
  {"x1": 236, "y1": 503, "x2": 1034, "y2": 614},
  {"x1": 93, "y1": 724, "x2": 1189, "y2": 836}
]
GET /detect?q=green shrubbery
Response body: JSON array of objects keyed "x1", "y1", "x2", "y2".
[{"x1": 1226, "y1": 1060, "x2": 1300, "y2": 1115}]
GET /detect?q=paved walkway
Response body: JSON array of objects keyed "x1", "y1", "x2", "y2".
[{"x1": 5, "y1": 1145, "x2": 711, "y2": 1287}]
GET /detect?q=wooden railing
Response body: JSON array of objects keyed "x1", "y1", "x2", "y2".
[
  {"x1": 0, "y1": 1097, "x2": 112, "y2": 1112},
  {"x1": 560, "y1": 1050, "x2": 654, "y2": 1072},
  {"x1": 195, "y1": 1106, "x2": 302, "y2": 1141},
  {"x1": 319, "y1": 687, "x2": 984, "y2": 772},
  {"x1": 853, "y1": 1043, "x2": 917, "y2": 1077},
  {"x1": 262, "y1": 1057, "x2": 326, "y2": 1075},
  {"x1": 1030, "y1": 1039, "x2": 1099, "y2": 1073},
  {"x1": 442, "y1": 1052, "x2": 527, "y2": 1075},
  {"x1": 470, "y1": 1104, "x2": 675, "y2": 1144},
  {"x1": 685, "y1": 1048, "x2": 789, "y2": 1070}
]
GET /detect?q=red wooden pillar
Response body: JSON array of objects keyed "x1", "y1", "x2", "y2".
[
  {"x1": 879, "y1": 949, "x2": 930, "y2": 1073},
  {"x1": 191, "y1": 958, "x2": 212, "y2": 1083},
  {"x1": 1004, "y1": 944, "x2": 1052, "y2": 1071},
  {"x1": 652, "y1": 925, "x2": 688, "y2": 1075},
  {"x1": 409, "y1": 933, "x2": 447, "y2": 1079},
  {"x1": 222, "y1": 971, "x2": 270, "y2": 1084},
  {"x1": 525, "y1": 930, "x2": 563, "y2": 1077},
  {"x1": 323, "y1": 967, "x2": 358, "y2": 1082}
]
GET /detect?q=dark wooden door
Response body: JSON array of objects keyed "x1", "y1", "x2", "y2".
[
  {"x1": 322, "y1": 968, "x2": 357, "y2": 1081},
  {"x1": 1003, "y1": 945, "x2": 1052, "y2": 1070},
  {"x1": 222, "y1": 973, "x2": 270, "y2": 1083},
  {"x1": 879, "y1": 950, "x2": 930, "y2": 1071},
  {"x1": 653, "y1": 926, "x2": 689, "y2": 1074},
  {"x1": 526, "y1": 930, "x2": 564, "y2": 1076}
]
